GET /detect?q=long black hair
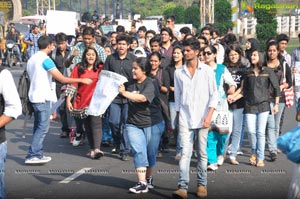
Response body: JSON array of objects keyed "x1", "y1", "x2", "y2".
[{"x1": 78, "y1": 47, "x2": 100, "y2": 75}]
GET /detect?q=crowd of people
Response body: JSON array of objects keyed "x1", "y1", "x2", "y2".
[{"x1": 0, "y1": 14, "x2": 299, "y2": 199}]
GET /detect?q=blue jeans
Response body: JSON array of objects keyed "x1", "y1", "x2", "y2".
[
  {"x1": 13, "y1": 45, "x2": 22, "y2": 62},
  {"x1": 26, "y1": 101, "x2": 51, "y2": 159},
  {"x1": 267, "y1": 102, "x2": 285, "y2": 154},
  {"x1": 169, "y1": 102, "x2": 180, "y2": 154},
  {"x1": 245, "y1": 111, "x2": 269, "y2": 161},
  {"x1": 125, "y1": 121, "x2": 165, "y2": 168},
  {"x1": 101, "y1": 117, "x2": 113, "y2": 143},
  {"x1": 229, "y1": 108, "x2": 244, "y2": 158},
  {"x1": 108, "y1": 103, "x2": 129, "y2": 153},
  {"x1": 0, "y1": 141, "x2": 7, "y2": 199},
  {"x1": 177, "y1": 125, "x2": 209, "y2": 190}
]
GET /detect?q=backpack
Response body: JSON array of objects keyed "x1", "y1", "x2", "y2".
[{"x1": 18, "y1": 69, "x2": 34, "y2": 116}]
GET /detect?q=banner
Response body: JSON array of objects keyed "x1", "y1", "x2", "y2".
[{"x1": 87, "y1": 70, "x2": 128, "y2": 116}]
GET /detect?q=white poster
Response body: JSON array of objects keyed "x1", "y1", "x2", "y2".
[
  {"x1": 87, "y1": 70, "x2": 128, "y2": 116},
  {"x1": 116, "y1": 19, "x2": 132, "y2": 32},
  {"x1": 174, "y1": 24, "x2": 193, "y2": 36},
  {"x1": 136, "y1": 20, "x2": 158, "y2": 33},
  {"x1": 46, "y1": 10, "x2": 77, "y2": 36}
]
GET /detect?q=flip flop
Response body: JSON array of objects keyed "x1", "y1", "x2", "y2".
[{"x1": 93, "y1": 150, "x2": 104, "y2": 159}]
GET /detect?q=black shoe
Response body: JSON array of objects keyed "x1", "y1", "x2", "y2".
[
  {"x1": 146, "y1": 176, "x2": 154, "y2": 189},
  {"x1": 129, "y1": 182, "x2": 148, "y2": 194},
  {"x1": 270, "y1": 152, "x2": 277, "y2": 161}
]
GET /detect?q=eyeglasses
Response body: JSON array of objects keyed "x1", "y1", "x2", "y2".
[
  {"x1": 202, "y1": 32, "x2": 210, "y2": 36},
  {"x1": 166, "y1": 20, "x2": 171, "y2": 23},
  {"x1": 203, "y1": 51, "x2": 213, "y2": 56}
]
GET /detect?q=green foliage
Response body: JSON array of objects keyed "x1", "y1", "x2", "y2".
[
  {"x1": 256, "y1": 23, "x2": 277, "y2": 49},
  {"x1": 162, "y1": 2, "x2": 177, "y2": 13},
  {"x1": 131, "y1": 0, "x2": 166, "y2": 18},
  {"x1": 254, "y1": 0, "x2": 277, "y2": 49},
  {"x1": 184, "y1": 6, "x2": 200, "y2": 28},
  {"x1": 214, "y1": 21, "x2": 233, "y2": 35},
  {"x1": 214, "y1": 0, "x2": 232, "y2": 35},
  {"x1": 163, "y1": 4, "x2": 185, "y2": 23}
]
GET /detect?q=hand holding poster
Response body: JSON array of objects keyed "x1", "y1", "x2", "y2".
[{"x1": 87, "y1": 70, "x2": 128, "y2": 116}]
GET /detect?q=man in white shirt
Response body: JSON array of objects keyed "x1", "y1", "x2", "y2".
[
  {"x1": 0, "y1": 63, "x2": 22, "y2": 199},
  {"x1": 172, "y1": 37, "x2": 218, "y2": 199},
  {"x1": 25, "y1": 36, "x2": 92, "y2": 165}
]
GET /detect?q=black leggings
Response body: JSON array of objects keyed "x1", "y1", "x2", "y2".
[{"x1": 75, "y1": 115, "x2": 102, "y2": 150}]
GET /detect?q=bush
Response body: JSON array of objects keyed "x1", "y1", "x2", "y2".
[
  {"x1": 254, "y1": 0, "x2": 277, "y2": 49},
  {"x1": 214, "y1": 0, "x2": 233, "y2": 35}
]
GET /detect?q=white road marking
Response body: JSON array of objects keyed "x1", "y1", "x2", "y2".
[{"x1": 59, "y1": 167, "x2": 91, "y2": 184}]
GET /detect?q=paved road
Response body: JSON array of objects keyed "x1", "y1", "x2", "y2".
[{"x1": 3, "y1": 66, "x2": 297, "y2": 199}]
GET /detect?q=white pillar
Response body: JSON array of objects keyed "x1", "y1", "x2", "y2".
[
  {"x1": 230, "y1": 0, "x2": 239, "y2": 34},
  {"x1": 291, "y1": 16, "x2": 296, "y2": 37},
  {"x1": 244, "y1": 17, "x2": 248, "y2": 36},
  {"x1": 277, "y1": 16, "x2": 281, "y2": 34}
]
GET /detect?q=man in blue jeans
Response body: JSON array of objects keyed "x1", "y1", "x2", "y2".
[
  {"x1": 0, "y1": 62, "x2": 22, "y2": 199},
  {"x1": 104, "y1": 34, "x2": 136, "y2": 161},
  {"x1": 25, "y1": 36, "x2": 92, "y2": 165},
  {"x1": 172, "y1": 38, "x2": 218, "y2": 199}
]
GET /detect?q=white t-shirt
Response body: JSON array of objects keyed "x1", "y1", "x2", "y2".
[{"x1": 27, "y1": 51, "x2": 56, "y2": 103}]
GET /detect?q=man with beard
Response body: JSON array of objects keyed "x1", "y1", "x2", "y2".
[{"x1": 104, "y1": 34, "x2": 136, "y2": 161}]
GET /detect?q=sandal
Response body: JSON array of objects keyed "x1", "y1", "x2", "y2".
[
  {"x1": 249, "y1": 154, "x2": 256, "y2": 166},
  {"x1": 86, "y1": 150, "x2": 92, "y2": 157},
  {"x1": 93, "y1": 149, "x2": 104, "y2": 159},
  {"x1": 256, "y1": 160, "x2": 265, "y2": 167}
]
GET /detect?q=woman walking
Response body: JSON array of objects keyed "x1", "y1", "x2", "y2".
[
  {"x1": 119, "y1": 57, "x2": 165, "y2": 193},
  {"x1": 66, "y1": 47, "x2": 104, "y2": 159}
]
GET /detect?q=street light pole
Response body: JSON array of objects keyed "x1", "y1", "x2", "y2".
[{"x1": 116, "y1": 0, "x2": 120, "y2": 19}]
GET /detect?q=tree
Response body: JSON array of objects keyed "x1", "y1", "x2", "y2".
[
  {"x1": 214, "y1": 0, "x2": 233, "y2": 35},
  {"x1": 254, "y1": 0, "x2": 277, "y2": 49},
  {"x1": 163, "y1": 4, "x2": 185, "y2": 23},
  {"x1": 184, "y1": 6, "x2": 200, "y2": 29}
]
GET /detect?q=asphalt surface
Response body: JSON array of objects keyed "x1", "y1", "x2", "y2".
[{"x1": 3, "y1": 65, "x2": 297, "y2": 199}]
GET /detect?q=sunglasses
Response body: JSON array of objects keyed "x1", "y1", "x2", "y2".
[{"x1": 203, "y1": 51, "x2": 213, "y2": 56}]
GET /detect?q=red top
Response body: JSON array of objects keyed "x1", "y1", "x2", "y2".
[{"x1": 70, "y1": 64, "x2": 103, "y2": 109}]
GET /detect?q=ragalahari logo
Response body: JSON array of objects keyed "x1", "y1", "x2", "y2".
[{"x1": 241, "y1": 2, "x2": 254, "y2": 16}]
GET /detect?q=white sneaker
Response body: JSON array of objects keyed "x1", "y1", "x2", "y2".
[
  {"x1": 207, "y1": 163, "x2": 218, "y2": 171},
  {"x1": 237, "y1": 150, "x2": 244, "y2": 155},
  {"x1": 217, "y1": 155, "x2": 224, "y2": 166},
  {"x1": 25, "y1": 156, "x2": 52, "y2": 164},
  {"x1": 72, "y1": 134, "x2": 81, "y2": 147}
]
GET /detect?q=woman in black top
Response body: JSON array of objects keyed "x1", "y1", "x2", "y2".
[
  {"x1": 119, "y1": 57, "x2": 165, "y2": 194},
  {"x1": 265, "y1": 41, "x2": 292, "y2": 161},
  {"x1": 232, "y1": 50, "x2": 280, "y2": 167},
  {"x1": 149, "y1": 51, "x2": 170, "y2": 155},
  {"x1": 225, "y1": 44, "x2": 248, "y2": 165}
]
